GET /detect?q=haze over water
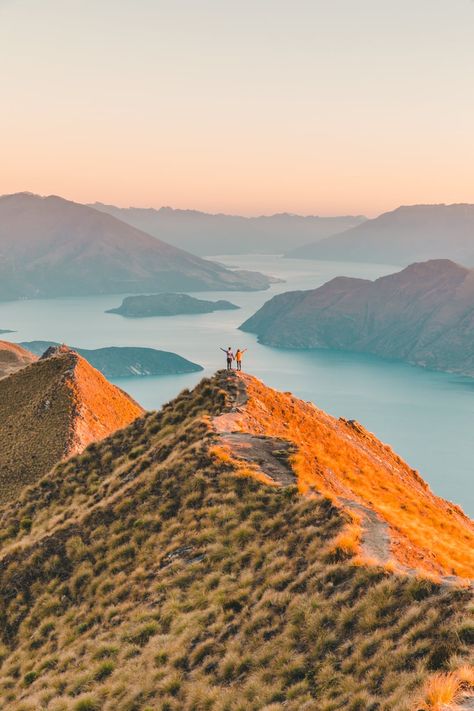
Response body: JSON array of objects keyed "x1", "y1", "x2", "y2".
[{"x1": 1, "y1": 254, "x2": 473, "y2": 516}]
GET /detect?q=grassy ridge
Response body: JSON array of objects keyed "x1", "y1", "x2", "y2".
[{"x1": 0, "y1": 377, "x2": 471, "y2": 710}]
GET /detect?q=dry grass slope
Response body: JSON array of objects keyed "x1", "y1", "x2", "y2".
[
  {"x1": 0, "y1": 348, "x2": 143, "y2": 503},
  {"x1": 227, "y1": 373, "x2": 474, "y2": 579},
  {"x1": 0, "y1": 374, "x2": 472, "y2": 711},
  {"x1": 0, "y1": 340, "x2": 37, "y2": 379}
]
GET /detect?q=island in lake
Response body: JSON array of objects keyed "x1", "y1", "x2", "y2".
[
  {"x1": 107, "y1": 292, "x2": 240, "y2": 317},
  {"x1": 20, "y1": 342, "x2": 203, "y2": 378}
]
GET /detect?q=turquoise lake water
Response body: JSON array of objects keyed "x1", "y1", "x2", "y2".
[{"x1": 0, "y1": 254, "x2": 472, "y2": 516}]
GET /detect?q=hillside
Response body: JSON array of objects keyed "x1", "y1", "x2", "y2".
[
  {"x1": 241, "y1": 259, "x2": 474, "y2": 377},
  {"x1": 106, "y1": 293, "x2": 239, "y2": 318},
  {"x1": 0, "y1": 371, "x2": 472, "y2": 710},
  {"x1": 0, "y1": 340, "x2": 37, "y2": 379},
  {"x1": 0, "y1": 346, "x2": 143, "y2": 502},
  {"x1": 91, "y1": 202, "x2": 367, "y2": 255},
  {"x1": 0, "y1": 193, "x2": 271, "y2": 301},
  {"x1": 287, "y1": 204, "x2": 474, "y2": 266},
  {"x1": 20, "y1": 342, "x2": 203, "y2": 377}
]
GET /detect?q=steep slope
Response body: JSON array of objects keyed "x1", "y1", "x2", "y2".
[
  {"x1": 286, "y1": 204, "x2": 474, "y2": 266},
  {"x1": 0, "y1": 372, "x2": 471, "y2": 711},
  {"x1": 0, "y1": 346, "x2": 143, "y2": 502},
  {"x1": 106, "y1": 293, "x2": 239, "y2": 317},
  {"x1": 0, "y1": 193, "x2": 271, "y2": 300},
  {"x1": 0, "y1": 340, "x2": 37, "y2": 379},
  {"x1": 20, "y1": 341, "x2": 203, "y2": 377},
  {"x1": 241, "y1": 259, "x2": 474, "y2": 377},
  {"x1": 92, "y1": 202, "x2": 366, "y2": 255}
]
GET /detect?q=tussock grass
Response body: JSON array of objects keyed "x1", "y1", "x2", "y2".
[{"x1": 0, "y1": 375, "x2": 471, "y2": 710}]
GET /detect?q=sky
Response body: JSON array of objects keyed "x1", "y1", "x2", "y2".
[{"x1": 1, "y1": 0, "x2": 473, "y2": 217}]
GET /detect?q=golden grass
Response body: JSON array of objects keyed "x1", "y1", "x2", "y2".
[
  {"x1": 0, "y1": 350, "x2": 142, "y2": 504},
  {"x1": 0, "y1": 373, "x2": 471, "y2": 710},
  {"x1": 414, "y1": 666, "x2": 474, "y2": 709},
  {"x1": 234, "y1": 373, "x2": 474, "y2": 578}
]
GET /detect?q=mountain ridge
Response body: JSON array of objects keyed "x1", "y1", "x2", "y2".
[
  {"x1": 0, "y1": 370, "x2": 472, "y2": 709},
  {"x1": 91, "y1": 201, "x2": 366, "y2": 255},
  {"x1": 0, "y1": 193, "x2": 271, "y2": 300},
  {"x1": 0, "y1": 345, "x2": 143, "y2": 502},
  {"x1": 286, "y1": 203, "x2": 474, "y2": 266}
]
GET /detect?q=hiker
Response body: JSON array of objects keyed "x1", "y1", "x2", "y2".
[
  {"x1": 220, "y1": 346, "x2": 234, "y2": 370},
  {"x1": 235, "y1": 348, "x2": 247, "y2": 371}
]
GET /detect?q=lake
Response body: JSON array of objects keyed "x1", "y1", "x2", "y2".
[{"x1": 1, "y1": 254, "x2": 472, "y2": 516}]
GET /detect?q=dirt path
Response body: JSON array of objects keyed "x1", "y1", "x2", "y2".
[
  {"x1": 219, "y1": 432, "x2": 296, "y2": 486},
  {"x1": 339, "y1": 497, "x2": 391, "y2": 564},
  {"x1": 213, "y1": 372, "x2": 474, "y2": 586}
]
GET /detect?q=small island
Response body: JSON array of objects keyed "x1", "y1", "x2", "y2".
[
  {"x1": 106, "y1": 292, "x2": 240, "y2": 318},
  {"x1": 20, "y1": 342, "x2": 203, "y2": 378},
  {"x1": 0, "y1": 329, "x2": 15, "y2": 334}
]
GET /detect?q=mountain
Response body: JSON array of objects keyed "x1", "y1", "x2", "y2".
[
  {"x1": 0, "y1": 345, "x2": 143, "y2": 502},
  {"x1": 20, "y1": 342, "x2": 203, "y2": 377},
  {"x1": 107, "y1": 293, "x2": 239, "y2": 317},
  {"x1": 0, "y1": 193, "x2": 271, "y2": 301},
  {"x1": 241, "y1": 259, "x2": 474, "y2": 377},
  {"x1": 0, "y1": 371, "x2": 472, "y2": 711},
  {"x1": 0, "y1": 340, "x2": 37, "y2": 379},
  {"x1": 287, "y1": 204, "x2": 474, "y2": 266},
  {"x1": 91, "y1": 202, "x2": 367, "y2": 255}
]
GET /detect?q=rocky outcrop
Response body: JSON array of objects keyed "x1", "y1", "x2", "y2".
[
  {"x1": 241, "y1": 259, "x2": 474, "y2": 377},
  {"x1": 106, "y1": 292, "x2": 239, "y2": 317}
]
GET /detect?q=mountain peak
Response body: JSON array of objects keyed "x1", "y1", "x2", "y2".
[{"x1": 0, "y1": 347, "x2": 143, "y2": 503}]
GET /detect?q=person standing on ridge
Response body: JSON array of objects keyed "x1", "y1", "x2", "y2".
[
  {"x1": 220, "y1": 346, "x2": 234, "y2": 371},
  {"x1": 235, "y1": 348, "x2": 247, "y2": 371}
]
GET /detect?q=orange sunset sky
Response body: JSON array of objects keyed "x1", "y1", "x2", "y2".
[{"x1": 1, "y1": 0, "x2": 473, "y2": 217}]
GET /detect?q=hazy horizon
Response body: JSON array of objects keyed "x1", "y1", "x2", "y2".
[{"x1": 1, "y1": 0, "x2": 474, "y2": 217}]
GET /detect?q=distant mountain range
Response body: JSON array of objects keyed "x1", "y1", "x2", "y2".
[
  {"x1": 286, "y1": 204, "x2": 474, "y2": 266},
  {"x1": 91, "y1": 202, "x2": 366, "y2": 256},
  {"x1": 0, "y1": 345, "x2": 143, "y2": 502},
  {"x1": 0, "y1": 193, "x2": 272, "y2": 301},
  {"x1": 241, "y1": 259, "x2": 474, "y2": 377},
  {"x1": 19, "y1": 342, "x2": 203, "y2": 377},
  {"x1": 107, "y1": 293, "x2": 239, "y2": 318}
]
